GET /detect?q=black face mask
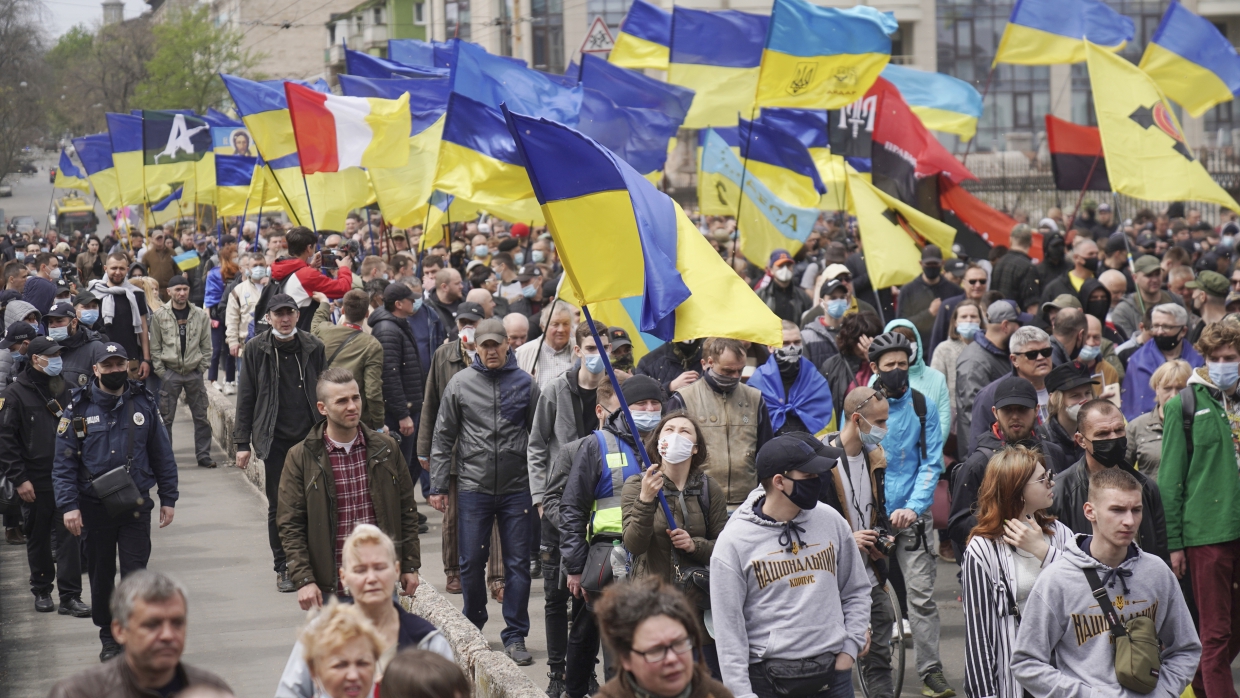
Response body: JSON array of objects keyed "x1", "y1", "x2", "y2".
[
  {"x1": 1080, "y1": 257, "x2": 1100, "y2": 275},
  {"x1": 1153, "y1": 334, "x2": 1182, "y2": 352},
  {"x1": 785, "y1": 476, "x2": 821, "y2": 510},
  {"x1": 98, "y1": 370, "x2": 127, "y2": 391},
  {"x1": 1085, "y1": 299, "x2": 1110, "y2": 321},
  {"x1": 675, "y1": 340, "x2": 700, "y2": 356},
  {"x1": 877, "y1": 367, "x2": 909, "y2": 398},
  {"x1": 1045, "y1": 237, "x2": 1066, "y2": 265},
  {"x1": 1089, "y1": 435, "x2": 1128, "y2": 468},
  {"x1": 1069, "y1": 332, "x2": 1083, "y2": 360},
  {"x1": 705, "y1": 368, "x2": 739, "y2": 393},
  {"x1": 923, "y1": 265, "x2": 942, "y2": 281}
]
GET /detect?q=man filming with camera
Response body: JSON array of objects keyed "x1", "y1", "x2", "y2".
[{"x1": 820, "y1": 386, "x2": 897, "y2": 698}]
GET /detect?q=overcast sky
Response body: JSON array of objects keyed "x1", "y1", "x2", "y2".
[{"x1": 41, "y1": 0, "x2": 149, "y2": 39}]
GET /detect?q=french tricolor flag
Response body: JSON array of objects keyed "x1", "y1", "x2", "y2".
[{"x1": 284, "y1": 82, "x2": 412, "y2": 175}]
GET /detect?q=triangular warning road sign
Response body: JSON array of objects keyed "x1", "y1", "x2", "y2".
[{"x1": 580, "y1": 16, "x2": 616, "y2": 55}]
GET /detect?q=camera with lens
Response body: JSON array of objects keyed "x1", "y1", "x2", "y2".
[
  {"x1": 872, "y1": 527, "x2": 896, "y2": 557},
  {"x1": 321, "y1": 249, "x2": 338, "y2": 270}
]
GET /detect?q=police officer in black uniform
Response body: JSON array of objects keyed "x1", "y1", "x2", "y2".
[
  {"x1": 0, "y1": 337, "x2": 90, "y2": 617},
  {"x1": 45, "y1": 299, "x2": 105, "y2": 391},
  {"x1": 51, "y1": 342, "x2": 178, "y2": 662}
]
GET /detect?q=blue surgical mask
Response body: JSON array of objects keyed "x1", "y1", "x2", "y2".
[
  {"x1": 41, "y1": 356, "x2": 62, "y2": 376},
  {"x1": 14, "y1": 251, "x2": 24, "y2": 261},
  {"x1": 858, "y1": 415, "x2": 887, "y2": 445},
  {"x1": 632, "y1": 410, "x2": 663, "y2": 433},
  {"x1": 250, "y1": 266, "x2": 267, "y2": 281},
  {"x1": 474, "y1": 244, "x2": 489, "y2": 257},
  {"x1": 28, "y1": 322, "x2": 39, "y2": 333},
  {"x1": 956, "y1": 321, "x2": 980, "y2": 339},
  {"x1": 522, "y1": 284, "x2": 537, "y2": 299},
  {"x1": 1223, "y1": 235, "x2": 1235, "y2": 248},
  {"x1": 411, "y1": 298, "x2": 423, "y2": 314},
  {"x1": 48, "y1": 326, "x2": 69, "y2": 341},
  {"x1": 514, "y1": 252, "x2": 525, "y2": 265},
  {"x1": 531, "y1": 250, "x2": 546, "y2": 264},
  {"x1": 79, "y1": 310, "x2": 99, "y2": 325},
  {"x1": 10, "y1": 351, "x2": 22, "y2": 362},
  {"x1": 584, "y1": 353, "x2": 605, "y2": 374},
  {"x1": 826, "y1": 298, "x2": 849, "y2": 319},
  {"x1": 1208, "y1": 360, "x2": 1240, "y2": 391},
  {"x1": 1077, "y1": 344, "x2": 1100, "y2": 362}
]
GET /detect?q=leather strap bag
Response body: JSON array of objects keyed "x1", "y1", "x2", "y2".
[{"x1": 1084, "y1": 567, "x2": 1161, "y2": 694}]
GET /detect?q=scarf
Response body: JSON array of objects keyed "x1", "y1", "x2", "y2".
[
  {"x1": 747, "y1": 354, "x2": 834, "y2": 433},
  {"x1": 88, "y1": 279, "x2": 143, "y2": 334}
]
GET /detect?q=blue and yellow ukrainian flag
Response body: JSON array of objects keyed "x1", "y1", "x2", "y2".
[
  {"x1": 1139, "y1": 2, "x2": 1240, "y2": 118},
  {"x1": 221, "y1": 74, "x2": 376, "y2": 231},
  {"x1": 344, "y1": 49, "x2": 449, "y2": 79},
  {"x1": 339, "y1": 75, "x2": 449, "y2": 227},
  {"x1": 754, "y1": 108, "x2": 847, "y2": 210},
  {"x1": 504, "y1": 108, "x2": 781, "y2": 345},
  {"x1": 698, "y1": 128, "x2": 820, "y2": 266},
  {"x1": 994, "y1": 0, "x2": 1133, "y2": 65},
  {"x1": 668, "y1": 8, "x2": 768, "y2": 129},
  {"x1": 71, "y1": 134, "x2": 122, "y2": 210},
  {"x1": 738, "y1": 116, "x2": 826, "y2": 208},
  {"x1": 847, "y1": 169, "x2": 958, "y2": 289},
  {"x1": 880, "y1": 64, "x2": 983, "y2": 141},
  {"x1": 246, "y1": 161, "x2": 286, "y2": 215},
  {"x1": 214, "y1": 154, "x2": 257, "y2": 217},
  {"x1": 609, "y1": 0, "x2": 672, "y2": 71},
  {"x1": 580, "y1": 53, "x2": 694, "y2": 125},
  {"x1": 755, "y1": 0, "x2": 896, "y2": 110},
  {"x1": 106, "y1": 113, "x2": 147, "y2": 208},
  {"x1": 579, "y1": 88, "x2": 681, "y2": 177},
  {"x1": 54, "y1": 149, "x2": 91, "y2": 194}
]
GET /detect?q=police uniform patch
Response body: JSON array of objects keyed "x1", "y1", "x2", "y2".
[
  {"x1": 133, "y1": 412, "x2": 145, "y2": 426},
  {"x1": 57, "y1": 417, "x2": 69, "y2": 435},
  {"x1": 78, "y1": 375, "x2": 88, "y2": 386}
]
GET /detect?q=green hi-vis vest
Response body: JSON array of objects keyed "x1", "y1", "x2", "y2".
[{"x1": 588, "y1": 430, "x2": 644, "y2": 540}]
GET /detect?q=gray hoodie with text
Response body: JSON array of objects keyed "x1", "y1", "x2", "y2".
[
  {"x1": 1011, "y1": 534, "x2": 1199, "y2": 698},
  {"x1": 710, "y1": 487, "x2": 871, "y2": 698}
]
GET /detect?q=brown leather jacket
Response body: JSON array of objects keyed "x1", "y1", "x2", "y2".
[{"x1": 47, "y1": 657, "x2": 230, "y2": 698}]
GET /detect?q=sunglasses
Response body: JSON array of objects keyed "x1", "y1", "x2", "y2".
[
  {"x1": 965, "y1": 279, "x2": 987, "y2": 285},
  {"x1": 1015, "y1": 347, "x2": 1054, "y2": 360}
]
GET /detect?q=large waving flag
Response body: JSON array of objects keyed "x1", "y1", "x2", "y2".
[
  {"x1": 580, "y1": 54, "x2": 694, "y2": 124},
  {"x1": 1086, "y1": 42, "x2": 1240, "y2": 211},
  {"x1": 756, "y1": 0, "x2": 896, "y2": 110},
  {"x1": 848, "y1": 170, "x2": 958, "y2": 289},
  {"x1": 880, "y1": 64, "x2": 983, "y2": 142},
  {"x1": 345, "y1": 49, "x2": 448, "y2": 78},
  {"x1": 756, "y1": 108, "x2": 845, "y2": 210},
  {"x1": 699, "y1": 128, "x2": 820, "y2": 265},
  {"x1": 738, "y1": 116, "x2": 826, "y2": 208},
  {"x1": 609, "y1": 0, "x2": 673, "y2": 71},
  {"x1": 142, "y1": 110, "x2": 211, "y2": 194},
  {"x1": 71, "y1": 134, "x2": 122, "y2": 210},
  {"x1": 151, "y1": 186, "x2": 184, "y2": 213},
  {"x1": 578, "y1": 89, "x2": 681, "y2": 176},
  {"x1": 106, "y1": 113, "x2": 169, "y2": 207},
  {"x1": 1139, "y1": 2, "x2": 1240, "y2": 118},
  {"x1": 214, "y1": 154, "x2": 257, "y2": 216},
  {"x1": 221, "y1": 74, "x2": 376, "y2": 231},
  {"x1": 339, "y1": 75, "x2": 448, "y2": 227},
  {"x1": 995, "y1": 0, "x2": 1133, "y2": 65},
  {"x1": 668, "y1": 8, "x2": 768, "y2": 129},
  {"x1": 868, "y1": 77, "x2": 975, "y2": 204},
  {"x1": 505, "y1": 108, "x2": 780, "y2": 345},
  {"x1": 54, "y1": 150, "x2": 91, "y2": 194},
  {"x1": 285, "y1": 82, "x2": 410, "y2": 174},
  {"x1": 1045, "y1": 115, "x2": 1110, "y2": 192}
]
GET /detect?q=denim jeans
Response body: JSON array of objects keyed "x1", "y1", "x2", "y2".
[
  {"x1": 748, "y1": 664, "x2": 854, "y2": 698},
  {"x1": 457, "y1": 490, "x2": 533, "y2": 646},
  {"x1": 892, "y1": 512, "x2": 942, "y2": 676}
]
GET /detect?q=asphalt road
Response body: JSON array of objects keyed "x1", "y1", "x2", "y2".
[{"x1": 1, "y1": 154, "x2": 109, "y2": 233}]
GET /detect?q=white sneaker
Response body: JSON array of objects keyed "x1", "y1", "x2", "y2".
[
  {"x1": 223, "y1": 382, "x2": 235, "y2": 395},
  {"x1": 902, "y1": 619, "x2": 912, "y2": 638}
]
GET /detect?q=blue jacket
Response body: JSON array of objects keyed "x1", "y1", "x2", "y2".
[
  {"x1": 1121, "y1": 340, "x2": 1203, "y2": 421},
  {"x1": 747, "y1": 354, "x2": 834, "y2": 434},
  {"x1": 881, "y1": 385, "x2": 944, "y2": 517},
  {"x1": 407, "y1": 304, "x2": 446, "y2": 382},
  {"x1": 204, "y1": 267, "x2": 225, "y2": 308},
  {"x1": 52, "y1": 381, "x2": 179, "y2": 514},
  {"x1": 879, "y1": 319, "x2": 952, "y2": 436}
]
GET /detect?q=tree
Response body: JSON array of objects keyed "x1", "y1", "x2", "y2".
[
  {"x1": 135, "y1": 6, "x2": 263, "y2": 114},
  {"x1": 0, "y1": 0, "x2": 49, "y2": 184},
  {"x1": 47, "y1": 19, "x2": 155, "y2": 136}
]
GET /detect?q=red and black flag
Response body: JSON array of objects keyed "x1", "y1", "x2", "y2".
[{"x1": 1046, "y1": 115, "x2": 1110, "y2": 192}]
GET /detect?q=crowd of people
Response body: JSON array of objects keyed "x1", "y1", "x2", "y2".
[{"x1": 1, "y1": 199, "x2": 1238, "y2": 698}]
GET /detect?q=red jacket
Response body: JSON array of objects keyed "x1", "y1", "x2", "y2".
[{"x1": 270, "y1": 257, "x2": 353, "y2": 305}]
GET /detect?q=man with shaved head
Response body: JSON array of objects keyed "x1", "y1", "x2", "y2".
[
  {"x1": 1041, "y1": 237, "x2": 1099, "y2": 303},
  {"x1": 503, "y1": 312, "x2": 529, "y2": 348},
  {"x1": 466, "y1": 287, "x2": 495, "y2": 319}
]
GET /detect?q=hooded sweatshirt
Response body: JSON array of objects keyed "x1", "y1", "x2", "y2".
[
  {"x1": 710, "y1": 487, "x2": 871, "y2": 698},
  {"x1": 875, "y1": 319, "x2": 951, "y2": 436},
  {"x1": 1011, "y1": 534, "x2": 1200, "y2": 698}
]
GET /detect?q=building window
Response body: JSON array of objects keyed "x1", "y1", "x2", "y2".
[
  {"x1": 329, "y1": 23, "x2": 337, "y2": 44},
  {"x1": 374, "y1": 7, "x2": 383, "y2": 24},
  {"x1": 1013, "y1": 92, "x2": 1032, "y2": 129},
  {"x1": 414, "y1": 2, "x2": 425, "y2": 24},
  {"x1": 530, "y1": 0, "x2": 563, "y2": 73},
  {"x1": 587, "y1": 0, "x2": 630, "y2": 33},
  {"x1": 446, "y1": 0, "x2": 471, "y2": 39},
  {"x1": 891, "y1": 22, "x2": 914, "y2": 64},
  {"x1": 499, "y1": 0, "x2": 514, "y2": 57}
]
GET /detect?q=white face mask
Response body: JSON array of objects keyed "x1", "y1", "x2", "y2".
[
  {"x1": 773, "y1": 267, "x2": 794, "y2": 283},
  {"x1": 658, "y1": 432, "x2": 695, "y2": 464}
]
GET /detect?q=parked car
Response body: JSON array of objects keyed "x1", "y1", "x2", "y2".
[
  {"x1": 18, "y1": 163, "x2": 36, "y2": 174},
  {"x1": 0, "y1": 184, "x2": 12, "y2": 197}
]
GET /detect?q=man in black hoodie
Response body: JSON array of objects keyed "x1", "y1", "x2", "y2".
[
  {"x1": 990, "y1": 224, "x2": 1041, "y2": 312},
  {"x1": 896, "y1": 245, "x2": 962, "y2": 346},
  {"x1": 948, "y1": 376, "x2": 1066, "y2": 560}
]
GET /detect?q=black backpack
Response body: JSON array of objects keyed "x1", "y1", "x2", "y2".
[{"x1": 1178, "y1": 385, "x2": 1197, "y2": 463}]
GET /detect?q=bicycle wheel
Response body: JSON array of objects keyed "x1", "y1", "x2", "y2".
[{"x1": 855, "y1": 582, "x2": 907, "y2": 698}]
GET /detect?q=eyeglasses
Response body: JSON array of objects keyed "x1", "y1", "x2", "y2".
[
  {"x1": 1015, "y1": 347, "x2": 1054, "y2": 360},
  {"x1": 632, "y1": 637, "x2": 694, "y2": 663},
  {"x1": 965, "y1": 279, "x2": 987, "y2": 285},
  {"x1": 1031, "y1": 472, "x2": 1054, "y2": 487},
  {"x1": 1150, "y1": 324, "x2": 1184, "y2": 334}
]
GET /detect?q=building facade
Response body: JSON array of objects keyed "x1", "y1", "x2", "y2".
[{"x1": 210, "y1": 0, "x2": 362, "y2": 81}]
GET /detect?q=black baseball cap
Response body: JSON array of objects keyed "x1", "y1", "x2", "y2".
[
  {"x1": 456, "y1": 302, "x2": 484, "y2": 323},
  {"x1": 382, "y1": 282, "x2": 415, "y2": 303},
  {"x1": 608, "y1": 327, "x2": 633, "y2": 349},
  {"x1": 45, "y1": 301, "x2": 75, "y2": 319},
  {"x1": 268, "y1": 293, "x2": 298, "y2": 312},
  {"x1": 95, "y1": 341, "x2": 129, "y2": 363},
  {"x1": 993, "y1": 376, "x2": 1038, "y2": 409},
  {"x1": 27, "y1": 337, "x2": 62, "y2": 356},
  {"x1": 756, "y1": 433, "x2": 843, "y2": 480},
  {"x1": 0, "y1": 321, "x2": 37, "y2": 349},
  {"x1": 73, "y1": 291, "x2": 97, "y2": 307},
  {"x1": 517, "y1": 264, "x2": 542, "y2": 282},
  {"x1": 1045, "y1": 362, "x2": 1099, "y2": 394}
]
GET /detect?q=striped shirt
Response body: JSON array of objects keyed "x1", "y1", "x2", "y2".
[{"x1": 325, "y1": 430, "x2": 376, "y2": 573}]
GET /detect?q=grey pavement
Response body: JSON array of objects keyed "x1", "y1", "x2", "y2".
[{"x1": 1, "y1": 154, "x2": 109, "y2": 232}]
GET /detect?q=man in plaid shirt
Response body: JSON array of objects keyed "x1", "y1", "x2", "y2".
[{"x1": 277, "y1": 367, "x2": 422, "y2": 609}]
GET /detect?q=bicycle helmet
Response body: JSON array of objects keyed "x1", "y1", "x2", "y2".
[{"x1": 866, "y1": 331, "x2": 913, "y2": 363}]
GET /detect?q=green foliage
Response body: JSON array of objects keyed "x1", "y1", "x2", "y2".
[{"x1": 134, "y1": 6, "x2": 263, "y2": 114}]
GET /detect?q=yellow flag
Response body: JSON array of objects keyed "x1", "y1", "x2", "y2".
[
  {"x1": 847, "y1": 171, "x2": 957, "y2": 289},
  {"x1": 1087, "y1": 42, "x2": 1240, "y2": 210}
]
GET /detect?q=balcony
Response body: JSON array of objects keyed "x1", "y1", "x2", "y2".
[
  {"x1": 327, "y1": 43, "x2": 346, "y2": 66},
  {"x1": 363, "y1": 23, "x2": 388, "y2": 48}
]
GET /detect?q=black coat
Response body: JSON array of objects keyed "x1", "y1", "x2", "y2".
[
  {"x1": 234, "y1": 330, "x2": 325, "y2": 460},
  {"x1": 990, "y1": 250, "x2": 1040, "y2": 312},
  {"x1": 635, "y1": 341, "x2": 702, "y2": 393},
  {"x1": 367, "y1": 307, "x2": 425, "y2": 423},
  {"x1": 0, "y1": 368, "x2": 70, "y2": 490},
  {"x1": 1050, "y1": 457, "x2": 1169, "y2": 563}
]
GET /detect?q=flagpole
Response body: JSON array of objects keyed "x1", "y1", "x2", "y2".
[
  {"x1": 730, "y1": 108, "x2": 758, "y2": 271},
  {"x1": 581, "y1": 304, "x2": 678, "y2": 529},
  {"x1": 1066, "y1": 152, "x2": 1103, "y2": 231},
  {"x1": 961, "y1": 66, "x2": 996, "y2": 169},
  {"x1": 301, "y1": 175, "x2": 318, "y2": 232},
  {"x1": 45, "y1": 183, "x2": 58, "y2": 238}
]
